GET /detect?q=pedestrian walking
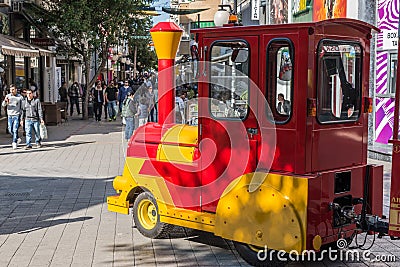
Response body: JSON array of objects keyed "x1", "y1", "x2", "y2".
[
  {"x1": 105, "y1": 81, "x2": 118, "y2": 121},
  {"x1": 21, "y1": 88, "x2": 44, "y2": 149},
  {"x1": 20, "y1": 88, "x2": 27, "y2": 137},
  {"x1": 136, "y1": 96, "x2": 149, "y2": 127},
  {"x1": 122, "y1": 91, "x2": 137, "y2": 141},
  {"x1": 118, "y1": 80, "x2": 132, "y2": 114},
  {"x1": 58, "y1": 82, "x2": 69, "y2": 111},
  {"x1": 68, "y1": 82, "x2": 81, "y2": 116},
  {"x1": 91, "y1": 81, "x2": 104, "y2": 122},
  {"x1": 1, "y1": 84, "x2": 23, "y2": 149},
  {"x1": 175, "y1": 90, "x2": 186, "y2": 124},
  {"x1": 102, "y1": 83, "x2": 108, "y2": 120},
  {"x1": 146, "y1": 85, "x2": 156, "y2": 122}
]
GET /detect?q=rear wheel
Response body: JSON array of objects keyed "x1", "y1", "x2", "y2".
[
  {"x1": 233, "y1": 241, "x2": 287, "y2": 267},
  {"x1": 133, "y1": 191, "x2": 172, "y2": 238}
]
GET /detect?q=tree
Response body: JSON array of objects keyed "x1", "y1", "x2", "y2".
[{"x1": 26, "y1": 0, "x2": 153, "y2": 119}]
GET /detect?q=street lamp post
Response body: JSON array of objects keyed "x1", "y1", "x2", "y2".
[{"x1": 133, "y1": 46, "x2": 137, "y2": 79}]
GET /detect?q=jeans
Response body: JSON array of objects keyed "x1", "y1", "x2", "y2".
[
  {"x1": 69, "y1": 96, "x2": 80, "y2": 115},
  {"x1": 25, "y1": 119, "x2": 41, "y2": 146},
  {"x1": 148, "y1": 105, "x2": 157, "y2": 122},
  {"x1": 125, "y1": 117, "x2": 134, "y2": 140},
  {"x1": 107, "y1": 100, "x2": 118, "y2": 119},
  {"x1": 138, "y1": 118, "x2": 148, "y2": 127},
  {"x1": 93, "y1": 102, "x2": 103, "y2": 121},
  {"x1": 7, "y1": 115, "x2": 20, "y2": 143}
]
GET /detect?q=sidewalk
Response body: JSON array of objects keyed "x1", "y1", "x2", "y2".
[
  {"x1": 0, "y1": 114, "x2": 398, "y2": 266},
  {"x1": 0, "y1": 114, "x2": 247, "y2": 267}
]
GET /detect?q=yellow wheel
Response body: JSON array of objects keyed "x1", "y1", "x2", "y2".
[
  {"x1": 137, "y1": 198, "x2": 157, "y2": 230},
  {"x1": 133, "y1": 191, "x2": 172, "y2": 238}
]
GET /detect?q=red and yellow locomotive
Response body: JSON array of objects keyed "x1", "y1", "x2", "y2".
[{"x1": 108, "y1": 19, "x2": 399, "y2": 265}]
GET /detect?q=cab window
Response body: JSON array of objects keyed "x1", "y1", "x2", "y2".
[
  {"x1": 209, "y1": 40, "x2": 249, "y2": 119},
  {"x1": 317, "y1": 40, "x2": 362, "y2": 123},
  {"x1": 266, "y1": 39, "x2": 293, "y2": 124}
]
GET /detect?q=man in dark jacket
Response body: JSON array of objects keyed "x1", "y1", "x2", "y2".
[
  {"x1": 21, "y1": 88, "x2": 44, "y2": 149},
  {"x1": 91, "y1": 80, "x2": 104, "y2": 122},
  {"x1": 68, "y1": 82, "x2": 81, "y2": 116}
]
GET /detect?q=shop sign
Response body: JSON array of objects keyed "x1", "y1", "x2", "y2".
[
  {"x1": 252, "y1": 0, "x2": 259, "y2": 20},
  {"x1": 382, "y1": 30, "x2": 398, "y2": 50},
  {"x1": 31, "y1": 38, "x2": 55, "y2": 47}
]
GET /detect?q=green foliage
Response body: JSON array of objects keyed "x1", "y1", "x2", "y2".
[
  {"x1": 35, "y1": 0, "x2": 153, "y2": 57},
  {"x1": 26, "y1": 0, "x2": 155, "y2": 118}
]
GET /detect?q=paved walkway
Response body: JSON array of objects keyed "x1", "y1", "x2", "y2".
[{"x1": 0, "y1": 115, "x2": 399, "y2": 266}]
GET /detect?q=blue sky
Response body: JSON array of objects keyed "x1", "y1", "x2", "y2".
[{"x1": 152, "y1": 0, "x2": 170, "y2": 25}]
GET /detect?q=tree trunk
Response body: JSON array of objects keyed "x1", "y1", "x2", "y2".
[{"x1": 83, "y1": 60, "x2": 90, "y2": 120}]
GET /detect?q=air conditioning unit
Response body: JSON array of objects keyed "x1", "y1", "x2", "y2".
[
  {"x1": 0, "y1": 0, "x2": 11, "y2": 7},
  {"x1": 12, "y1": 1, "x2": 22, "y2": 12}
]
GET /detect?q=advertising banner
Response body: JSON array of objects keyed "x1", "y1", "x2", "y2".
[
  {"x1": 313, "y1": 0, "x2": 346, "y2": 21},
  {"x1": 270, "y1": 0, "x2": 288, "y2": 24}
]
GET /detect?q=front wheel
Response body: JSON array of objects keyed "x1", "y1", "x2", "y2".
[
  {"x1": 233, "y1": 241, "x2": 287, "y2": 267},
  {"x1": 133, "y1": 191, "x2": 172, "y2": 238}
]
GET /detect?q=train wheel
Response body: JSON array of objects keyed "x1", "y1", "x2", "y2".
[
  {"x1": 233, "y1": 242, "x2": 287, "y2": 267},
  {"x1": 133, "y1": 191, "x2": 171, "y2": 239}
]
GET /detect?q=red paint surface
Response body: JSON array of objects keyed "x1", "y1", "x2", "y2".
[{"x1": 158, "y1": 59, "x2": 175, "y2": 125}]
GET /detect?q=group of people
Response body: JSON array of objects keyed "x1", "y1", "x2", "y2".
[
  {"x1": 120, "y1": 79, "x2": 157, "y2": 141},
  {"x1": 2, "y1": 85, "x2": 44, "y2": 150},
  {"x1": 58, "y1": 81, "x2": 82, "y2": 116}
]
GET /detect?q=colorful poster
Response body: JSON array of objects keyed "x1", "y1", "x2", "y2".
[
  {"x1": 375, "y1": 0, "x2": 399, "y2": 144},
  {"x1": 376, "y1": 97, "x2": 396, "y2": 143},
  {"x1": 293, "y1": 0, "x2": 308, "y2": 14},
  {"x1": 270, "y1": 0, "x2": 288, "y2": 24},
  {"x1": 313, "y1": 0, "x2": 347, "y2": 21}
]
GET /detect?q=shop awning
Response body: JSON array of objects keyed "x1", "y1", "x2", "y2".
[
  {"x1": 162, "y1": 7, "x2": 209, "y2": 15},
  {"x1": 0, "y1": 34, "x2": 54, "y2": 57}
]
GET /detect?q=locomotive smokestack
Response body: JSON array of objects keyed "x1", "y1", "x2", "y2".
[{"x1": 150, "y1": 22, "x2": 183, "y2": 125}]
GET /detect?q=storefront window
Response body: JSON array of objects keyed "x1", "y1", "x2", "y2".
[
  {"x1": 317, "y1": 40, "x2": 362, "y2": 123},
  {"x1": 15, "y1": 56, "x2": 25, "y2": 90}
]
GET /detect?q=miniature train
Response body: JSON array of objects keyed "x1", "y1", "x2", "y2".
[{"x1": 108, "y1": 19, "x2": 399, "y2": 266}]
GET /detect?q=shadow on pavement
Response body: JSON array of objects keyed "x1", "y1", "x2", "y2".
[
  {"x1": 185, "y1": 230, "x2": 232, "y2": 250},
  {"x1": 16, "y1": 216, "x2": 93, "y2": 234},
  {"x1": 0, "y1": 175, "x2": 110, "y2": 236},
  {"x1": 0, "y1": 141, "x2": 95, "y2": 155},
  {"x1": 0, "y1": 116, "x2": 123, "y2": 145}
]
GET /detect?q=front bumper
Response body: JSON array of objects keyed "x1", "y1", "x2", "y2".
[{"x1": 107, "y1": 195, "x2": 130, "y2": 214}]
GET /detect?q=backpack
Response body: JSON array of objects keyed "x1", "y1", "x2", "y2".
[{"x1": 122, "y1": 98, "x2": 135, "y2": 117}]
